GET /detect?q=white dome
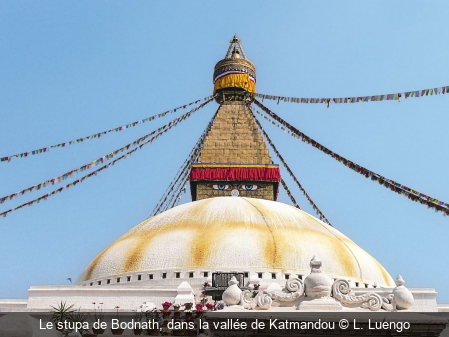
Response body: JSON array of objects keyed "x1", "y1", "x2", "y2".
[{"x1": 78, "y1": 197, "x2": 395, "y2": 287}]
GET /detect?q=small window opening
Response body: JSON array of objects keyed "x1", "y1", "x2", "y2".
[
  {"x1": 175, "y1": 272, "x2": 180, "y2": 278},
  {"x1": 355, "y1": 282, "x2": 359, "y2": 287},
  {"x1": 149, "y1": 274, "x2": 154, "y2": 280},
  {"x1": 203, "y1": 272, "x2": 209, "y2": 277},
  {"x1": 244, "y1": 272, "x2": 249, "y2": 278},
  {"x1": 189, "y1": 272, "x2": 194, "y2": 278},
  {"x1": 271, "y1": 273, "x2": 276, "y2": 279},
  {"x1": 162, "y1": 273, "x2": 167, "y2": 279},
  {"x1": 127, "y1": 276, "x2": 131, "y2": 282},
  {"x1": 137, "y1": 275, "x2": 142, "y2": 281},
  {"x1": 97, "y1": 281, "x2": 101, "y2": 285},
  {"x1": 117, "y1": 278, "x2": 121, "y2": 283},
  {"x1": 258, "y1": 272, "x2": 263, "y2": 279},
  {"x1": 285, "y1": 274, "x2": 290, "y2": 279},
  {"x1": 90, "y1": 282, "x2": 93, "y2": 286},
  {"x1": 107, "y1": 279, "x2": 111, "y2": 284}
]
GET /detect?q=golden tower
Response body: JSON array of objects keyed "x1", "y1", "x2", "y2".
[{"x1": 190, "y1": 35, "x2": 280, "y2": 201}]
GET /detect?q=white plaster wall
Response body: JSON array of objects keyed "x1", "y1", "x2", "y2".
[
  {"x1": 26, "y1": 285, "x2": 178, "y2": 311},
  {"x1": 0, "y1": 299, "x2": 28, "y2": 312},
  {"x1": 438, "y1": 304, "x2": 449, "y2": 312},
  {"x1": 408, "y1": 288, "x2": 439, "y2": 312},
  {"x1": 0, "y1": 283, "x2": 442, "y2": 313},
  {"x1": 77, "y1": 267, "x2": 383, "y2": 293}
]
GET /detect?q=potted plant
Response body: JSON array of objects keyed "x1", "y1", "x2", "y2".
[
  {"x1": 145, "y1": 308, "x2": 160, "y2": 336},
  {"x1": 205, "y1": 303, "x2": 214, "y2": 311},
  {"x1": 215, "y1": 302, "x2": 225, "y2": 310},
  {"x1": 194, "y1": 304, "x2": 204, "y2": 319},
  {"x1": 69, "y1": 310, "x2": 92, "y2": 337},
  {"x1": 172, "y1": 318, "x2": 185, "y2": 336},
  {"x1": 200, "y1": 290, "x2": 208, "y2": 304},
  {"x1": 183, "y1": 302, "x2": 193, "y2": 310},
  {"x1": 161, "y1": 301, "x2": 172, "y2": 310},
  {"x1": 253, "y1": 283, "x2": 260, "y2": 291},
  {"x1": 132, "y1": 305, "x2": 144, "y2": 335},
  {"x1": 160, "y1": 309, "x2": 171, "y2": 320},
  {"x1": 183, "y1": 309, "x2": 193, "y2": 318},
  {"x1": 173, "y1": 303, "x2": 182, "y2": 312},
  {"x1": 91, "y1": 302, "x2": 106, "y2": 334},
  {"x1": 111, "y1": 306, "x2": 124, "y2": 335},
  {"x1": 185, "y1": 317, "x2": 196, "y2": 336},
  {"x1": 173, "y1": 303, "x2": 182, "y2": 319},
  {"x1": 50, "y1": 301, "x2": 74, "y2": 334}
]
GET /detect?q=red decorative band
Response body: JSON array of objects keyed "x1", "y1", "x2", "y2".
[{"x1": 190, "y1": 166, "x2": 280, "y2": 182}]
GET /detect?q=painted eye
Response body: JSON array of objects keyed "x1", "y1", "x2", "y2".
[
  {"x1": 209, "y1": 184, "x2": 232, "y2": 190},
  {"x1": 239, "y1": 184, "x2": 261, "y2": 191}
]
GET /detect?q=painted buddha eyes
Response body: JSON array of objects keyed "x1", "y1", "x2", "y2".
[
  {"x1": 209, "y1": 184, "x2": 262, "y2": 191},
  {"x1": 210, "y1": 184, "x2": 232, "y2": 190},
  {"x1": 239, "y1": 184, "x2": 261, "y2": 191}
]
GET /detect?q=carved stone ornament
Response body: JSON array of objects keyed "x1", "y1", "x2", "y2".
[
  {"x1": 304, "y1": 256, "x2": 333, "y2": 299},
  {"x1": 224, "y1": 256, "x2": 413, "y2": 312},
  {"x1": 332, "y1": 279, "x2": 394, "y2": 311},
  {"x1": 392, "y1": 274, "x2": 414, "y2": 310},
  {"x1": 222, "y1": 276, "x2": 242, "y2": 306},
  {"x1": 240, "y1": 277, "x2": 304, "y2": 310}
]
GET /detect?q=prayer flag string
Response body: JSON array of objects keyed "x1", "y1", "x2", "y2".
[
  {"x1": 1, "y1": 95, "x2": 213, "y2": 163},
  {"x1": 151, "y1": 108, "x2": 218, "y2": 216},
  {"x1": 0, "y1": 98, "x2": 213, "y2": 218},
  {"x1": 251, "y1": 108, "x2": 332, "y2": 225},
  {"x1": 280, "y1": 178, "x2": 300, "y2": 210},
  {"x1": 169, "y1": 177, "x2": 189, "y2": 210},
  {"x1": 0, "y1": 98, "x2": 214, "y2": 206},
  {"x1": 164, "y1": 171, "x2": 190, "y2": 212},
  {"x1": 252, "y1": 99, "x2": 449, "y2": 216},
  {"x1": 256, "y1": 85, "x2": 449, "y2": 107}
]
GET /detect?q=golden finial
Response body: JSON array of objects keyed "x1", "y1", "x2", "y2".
[{"x1": 224, "y1": 34, "x2": 247, "y2": 60}]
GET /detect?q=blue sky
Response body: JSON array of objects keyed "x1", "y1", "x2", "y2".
[{"x1": 1, "y1": 1, "x2": 448, "y2": 304}]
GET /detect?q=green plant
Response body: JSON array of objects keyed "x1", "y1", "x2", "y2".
[
  {"x1": 133, "y1": 305, "x2": 144, "y2": 322},
  {"x1": 69, "y1": 310, "x2": 91, "y2": 336},
  {"x1": 50, "y1": 301, "x2": 75, "y2": 332},
  {"x1": 91, "y1": 302, "x2": 105, "y2": 323}
]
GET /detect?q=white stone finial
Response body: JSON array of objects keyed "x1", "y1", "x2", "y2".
[
  {"x1": 174, "y1": 281, "x2": 195, "y2": 305},
  {"x1": 249, "y1": 275, "x2": 260, "y2": 284},
  {"x1": 310, "y1": 255, "x2": 321, "y2": 268},
  {"x1": 392, "y1": 274, "x2": 414, "y2": 310},
  {"x1": 222, "y1": 276, "x2": 242, "y2": 306},
  {"x1": 395, "y1": 274, "x2": 405, "y2": 286},
  {"x1": 228, "y1": 276, "x2": 238, "y2": 286},
  {"x1": 304, "y1": 256, "x2": 333, "y2": 298}
]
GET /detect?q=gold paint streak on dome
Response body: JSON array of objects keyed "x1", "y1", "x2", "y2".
[
  {"x1": 253, "y1": 200, "x2": 357, "y2": 276},
  {"x1": 84, "y1": 246, "x2": 111, "y2": 281},
  {"x1": 121, "y1": 199, "x2": 214, "y2": 273},
  {"x1": 79, "y1": 198, "x2": 394, "y2": 287}
]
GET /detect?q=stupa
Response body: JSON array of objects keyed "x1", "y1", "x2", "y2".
[
  {"x1": 76, "y1": 35, "x2": 395, "y2": 295},
  {"x1": 0, "y1": 36, "x2": 446, "y2": 317}
]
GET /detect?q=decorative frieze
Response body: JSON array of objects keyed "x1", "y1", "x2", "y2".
[{"x1": 221, "y1": 256, "x2": 414, "y2": 312}]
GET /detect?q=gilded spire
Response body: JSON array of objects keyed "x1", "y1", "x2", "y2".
[
  {"x1": 213, "y1": 35, "x2": 256, "y2": 101},
  {"x1": 224, "y1": 34, "x2": 247, "y2": 60}
]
